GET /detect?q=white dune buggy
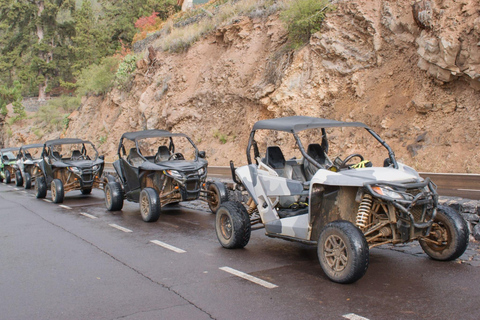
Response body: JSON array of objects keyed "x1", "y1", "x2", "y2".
[
  {"x1": 215, "y1": 116, "x2": 469, "y2": 284},
  {"x1": 17, "y1": 143, "x2": 44, "y2": 189}
]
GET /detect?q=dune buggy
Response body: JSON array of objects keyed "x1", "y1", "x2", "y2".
[
  {"x1": 17, "y1": 143, "x2": 44, "y2": 189},
  {"x1": 0, "y1": 147, "x2": 20, "y2": 184},
  {"x1": 104, "y1": 129, "x2": 226, "y2": 222},
  {"x1": 34, "y1": 138, "x2": 105, "y2": 203},
  {"x1": 216, "y1": 116, "x2": 469, "y2": 284}
]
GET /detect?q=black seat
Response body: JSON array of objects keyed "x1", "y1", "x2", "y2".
[
  {"x1": 52, "y1": 151, "x2": 61, "y2": 160},
  {"x1": 71, "y1": 150, "x2": 83, "y2": 160},
  {"x1": 25, "y1": 152, "x2": 33, "y2": 160},
  {"x1": 155, "y1": 146, "x2": 170, "y2": 163},
  {"x1": 265, "y1": 146, "x2": 292, "y2": 178},
  {"x1": 265, "y1": 146, "x2": 285, "y2": 169},
  {"x1": 304, "y1": 143, "x2": 330, "y2": 181},
  {"x1": 127, "y1": 148, "x2": 144, "y2": 167}
]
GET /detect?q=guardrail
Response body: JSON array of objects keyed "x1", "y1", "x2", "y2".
[{"x1": 104, "y1": 162, "x2": 480, "y2": 200}]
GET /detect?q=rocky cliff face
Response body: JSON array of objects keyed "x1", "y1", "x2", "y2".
[{"x1": 4, "y1": 0, "x2": 480, "y2": 173}]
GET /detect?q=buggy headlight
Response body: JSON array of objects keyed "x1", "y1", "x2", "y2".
[
  {"x1": 165, "y1": 170, "x2": 183, "y2": 179},
  {"x1": 92, "y1": 165, "x2": 99, "y2": 171},
  {"x1": 68, "y1": 166, "x2": 82, "y2": 175},
  {"x1": 372, "y1": 186, "x2": 406, "y2": 200},
  {"x1": 198, "y1": 167, "x2": 205, "y2": 176}
]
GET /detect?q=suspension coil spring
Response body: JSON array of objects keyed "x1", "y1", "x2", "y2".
[{"x1": 356, "y1": 194, "x2": 373, "y2": 228}]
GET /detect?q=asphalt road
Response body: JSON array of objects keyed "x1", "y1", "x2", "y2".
[{"x1": 1, "y1": 184, "x2": 479, "y2": 320}]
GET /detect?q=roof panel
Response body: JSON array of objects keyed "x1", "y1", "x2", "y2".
[
  {"x1": 45, "y1": 138, "x2": 93, "y2": 147},
  {"x1": 251, "y1": 116, "x2": 369, "y2": 133},
  {"x1": 121, "y1": 129, "x2": 188, "y2": 141}
]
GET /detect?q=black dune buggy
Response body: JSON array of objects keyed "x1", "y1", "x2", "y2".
[
  {"x1": 0, "y1": 147, "x2": 20, "y2": 184},
  {"x1": 215, "y1": 116, "x2": 469, "y2": 284},
  {"x1": 17, "y1": 143, "x2": 44, "y2": 189},
  {"x1": 34, "y1": 138, "x2": 105, "y2": 203},
  {"x1": 104, "y1": 129, "x2": 226, "y2": 222}
]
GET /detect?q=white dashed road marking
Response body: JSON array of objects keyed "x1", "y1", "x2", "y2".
[
  {"x1": 43, "y1": 199, "x2": 52, "y2": 203},
  {"x1": 14, "y1": 188, "x2": 19, "y2": 190},
  {"x1": 150, "y1": 240, "x2": 186, "y2": 253},
  {"x1": 79, "y1": 212, "x2": 97, "y2": 219},
  {"x1": 109, "y1": 224, "x2": 132, "y2": 233},
  {"x1": 219, "y1": 266, "x2": 278, "y2": 289},
  {"x1": 22, "y1": 191, "x2": 28, "y2": 194},
  {"x1": 59, "y1": 205, "x2": 72, "y2": 210},
  {"x1": 343, "y1": 313, "x2": 370, "y2": 320}
]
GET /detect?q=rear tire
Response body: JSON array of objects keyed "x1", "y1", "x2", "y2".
[
  {"x1": 139, "y1": 188, "x2": 160, "y2": 222},
  {"x1": 208, "y1": 182, "x2": 228, "y2": 214},
  {"x1": 15, "y1": 171, "x2": 23, "y2": 187},
  {"x1": 35, "y1": 176, "x2": 47, "y2": 199},
  {"x1": 215, "y1": 201, "x2": 251, "y2": 249},
  {"x1": 51, "y1": 179, "x2": 64, "y2": 203},
  {"x1": 24, "y1": 172, "x2": 32, "y2": 189},
  {"x1": 105, "y1": 182, "x2": 124, "y2": 211},
  {"x1": 419, "y1": 205, "x2": 469, "y2": 261},
  {"x1": 81, "y1": 188, "x2": 92, "y2": 195},
  {"x1": 318, "y1": 221, "x2": 369, "y2": 284},
  {"x1": 5, "y1": 170, "x2": 11, "y2": 184}
]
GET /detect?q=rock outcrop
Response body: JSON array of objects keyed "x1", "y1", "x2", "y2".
[{"x1": 2, "y1": 0, "x2": 480, "y2": 173}]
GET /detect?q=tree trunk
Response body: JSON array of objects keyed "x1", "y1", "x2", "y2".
[{"x1": 36, "y1": 0, "x2": 46, "y2": 101}]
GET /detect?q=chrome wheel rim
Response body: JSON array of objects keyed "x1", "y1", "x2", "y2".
[
  {"x1": 220, "y1": 213, "x2": 232, "y2": 240},
  {"x1": 51, "y1": 182, "x2": 56, "y2": 200},
  {"x1": 140, "y1": 193, "x2": 149, "y2": 218},
  {"x1": 324, "y1": 235, "x2": 348, "y2": 272},
  {"x1": 105, "y1": 186, "x2": 112, "y2": 207}
]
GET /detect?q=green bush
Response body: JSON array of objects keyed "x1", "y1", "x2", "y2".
[
  {"x1": 115, "y1": 54, "x2": 138, "y2": 88},
  {"x1": 280, "y1": 0, "x2": 333, "y2": 48},
  {"x1": 76, "y1": 56, "x2": 120, "y2": 96},
  {"x1": 35, "y1": 104, "x2": 66, "y2": 132},
  {"x1": 45, "y1": 95, "x2": 81, "y2": 113}
]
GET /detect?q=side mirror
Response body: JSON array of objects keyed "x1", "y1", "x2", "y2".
[
  {"x1": 99, "y1": 155, "x2": 105, "y2": 160},
  {"x1": 198, "y1": 151, "x2": 206, "y2": 158}
]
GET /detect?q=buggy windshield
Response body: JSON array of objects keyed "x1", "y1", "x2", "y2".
[{"x1": 47, "y1": 142, "x2": 98, "y2": 161}]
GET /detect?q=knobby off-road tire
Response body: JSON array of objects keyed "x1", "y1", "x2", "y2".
[
  {"x1": 139, "y1": 188, "x2": 160, "y2": 222},
  {"x1": 215, "y1": 201, "x2": 251, "y2": 249},
  {"x1": 81, "y1": 188, "x2": 92, "y2": 195},
  {"x1": 51, "y1": 179, "x2": 65, "y2": 203},
  {"x1": 5, "y1": 170, "x2": 11, "y2": 184},
  {"x1": 15, "y1": 171, "x2": 23, "y2": 187},
  {"x1": 419, "y1": 205, "x2": 469, "y2": 261},
  {"x1": 35, "y1": 176, "x2": 47, "y2": 199},
  {"x1": 318, "y1": 221, "x2": 369, "y2": 284},
  {"x1": 208, "y1": 182, "x2": 228, "y2": 214},
  {"x1": 24, "y1": 172, "x2": 31, "y2": 189},
  {"x1": 105, "y1": 182, "x2": 123, "y2": 211}
]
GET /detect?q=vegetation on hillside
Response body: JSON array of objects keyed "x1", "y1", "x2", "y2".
[{"x1": 0, "y1": 0, "x2": 332, "y2": 139}]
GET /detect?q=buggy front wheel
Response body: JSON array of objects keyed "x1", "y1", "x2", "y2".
[
  {"x1": 24, "y1": 172, "x2": 32, "y2": 189},
  {"x1": 105, "y1": 182, "x2": 123, "y2": 211},
  {"x1": 51, "y1": 179, "x2": 65, "y2": 203},
  {"x1": 5, "y1": 170, "x2": 11, "y2": 184},
  {"x1": 35, "y1": 176, "x2": 47, "y2": 199},
  {"x1": 318, "y1": 221, "x2": 369, "y2": 284},
  {"x1": 139, "y1": 188, "x2": 160, "y2": 222},
  {"x1": 215, "y1": 201, "x2": 251, "y2": 249},
  {"x1": 207, "y1": 182, "x2": 228, "y2": 214},
  {"x1": 419, "y1": 205, "x2": 469, "y2": 261},
  {"x1": 15, "y1": 171, "x2": 23, "y2": 187}
]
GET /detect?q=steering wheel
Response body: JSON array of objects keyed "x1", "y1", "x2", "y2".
[
  {"x1": 340, "y1": 153, "x2": 364, "y2": 169},
  {"x1": 168, "y1": 152, "x2": 184, "y2": 160}
]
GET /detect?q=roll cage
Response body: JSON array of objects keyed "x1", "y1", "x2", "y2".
[{"x1": 246, "y1": 116, "x2": 398, "y2": 170}]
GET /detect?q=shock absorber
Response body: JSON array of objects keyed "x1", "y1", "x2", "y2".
[{"x1": 356, "y1": 193, "x2": 373, "y2": 228}]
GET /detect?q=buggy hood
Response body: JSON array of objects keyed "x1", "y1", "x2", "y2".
[
  {"x1": 52, "y1": 158, "x2": 104, "y2": 169},
  {"x1": 138, "y1": 159, "x2": 207, "y2": 171},
  {"x1": 311, "y1": 164, "x2": 421, "y2": 187}
]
